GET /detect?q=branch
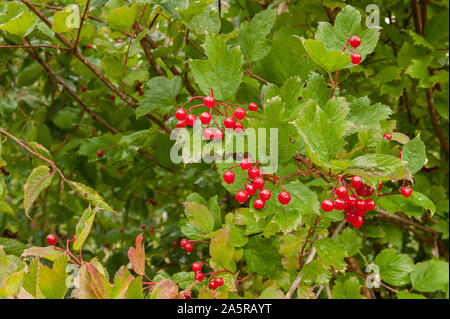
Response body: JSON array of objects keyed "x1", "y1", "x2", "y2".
[
  {"x1": 25, "y1": 45, "x2": 119, "y2": 134},
  {"x1": 73, "y1": 0, "x2": 91, "y2": 50},
  {"x1": 425, "y1": 88, "x2": 449, "y2": 159},
  {"x1": 0, "y1": 129, "x2": 68, "y2": 190},
  {"x1": 21, "y1": 0, "x2": 170, "y2": 133}
]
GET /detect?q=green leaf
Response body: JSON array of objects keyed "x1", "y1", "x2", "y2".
[
  {"x1": 183, "y1": 202, "x2": 215, "y2": 235},
  {"x1": 190, "y1": 9, "x2": 221, "y2": 34},
  {"x1": 332, "y1": 276, "x2": 365, "y2": 299},
  {"x1": 410, "y1": 260, "x2": 449, "y2": 293},
  {"x1": 347, "y1": 97, "x2": 392, "y2": 133},
  {"x1": 347, "y1": 154, "x2": 409, "y2": 187},
  {"x1": 300, "y1": 260, "x2": 331, "y2": 285},
  {"x1": 316, "y1": 5, "x2": 379, "y2": 63},
  {"x1": 0, "y1": 98, "x2": 17, "y2": 117},
  {"x1": 244, "y1": 236, "x2": 282, "y2": 276},
  {"x1": 0, "y1": 238, "x2": 27, "y2": 256},
  {"x1": 53, "y1": 108, "x2": 81, "y2": 130},
  {"x1": 0, "y1": 11, "x2": 35, "y2": 36},
  {"x1": 238, "y1": 9, "x2": 276, "y2": 62},
  {"x1": 402, "y1": 134, "x2": 426, "y2": 174},
  {"x1": 136, "y1": 76, "x2": 182, "y2": 117},
  {"x1": 0, "y1": 175, "x2": 6, "y2": 202},
  {"x1": 396, "y1": 291, "x2": 427, "y2": 299},
  {"x1": 295, "y1": 105, "x2": 344, "y2": 166},
  {"x1": 299, "y1": 38, "x2": 352, "y2": 73},
  {"x1": 104, "y1": 4, "x2": 138, "y2": 31},
  {"x1": 377, "y1": 194, "x2": 429, "y2": 219},
  {"x1": 52, "y1": 6, "x2": 79, "y2": 32},
  {"x1": 259, "y1": 286, "x2": 285, "y2": 299},
  {"x1": 37, "y1": 256, "x2": 69, "y2": 299},
  {"x1": 314, "y1": 238, "x2": 348, "y2": 271},
  {"x1": 68, "y1": 181, "x2": 116, "y2": 214},
  {"x1": 23, "y1": 166, "x2": 54, "y2": 218},
  {"x1": 336, "y1": 228, "x2": 361, "y2": 256},
  {"x1": 111, "y1": 266, "x2": 134, "y2": 299},
  {"x1": 209, "y1": 228, "x2": 236, "y2": 273},
  {"x1": 73, "y1": 207, "x2": 97, "y2": 250},
  {"x1": 374, "y1": 248, "x2": 414, "y2": 286},
  {"x1": 191, "y1": 34, "x2": 243, "y2": 100}
]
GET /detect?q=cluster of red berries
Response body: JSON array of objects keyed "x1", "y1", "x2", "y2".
[
  {"x1": 321, "y1": 175, "x2": 413, "y2": 229},
  {"x1": 136, "y1": 81, "x2": 144, "y2": 96},
  {"x1": 347, "y1": 35, "x2": 362, "y2": 66},
  {"x1": 223, "y1": 158, "x2": 291, "y2": 210},
  {"x1": 192, "y1": 262, "x2": 224, "y2": 290},
  {"x1": 180, "y1": 238, "x2": 194, "y2": 253},
  {"x1": 174, "y1": 89, "x2": 258, "y2": 140},
  {"x1": 147, "y1": 198, "x2": 157, "y2": 206}
]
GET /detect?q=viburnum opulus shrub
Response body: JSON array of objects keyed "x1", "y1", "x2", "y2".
[{"x1": 0, "y1": 0, "x2": 448, "y2": 300}]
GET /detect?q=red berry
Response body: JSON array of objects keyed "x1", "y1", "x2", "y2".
[
  {"x1": 214, "y1": 277, "x2": 224, "y2": 287},
  {"x1": 399, "y1": 149, "x2": 402, "y2": 159},
  {"x1": 336, "y1": 186, "x2": 348, "y2": 199},
  {"x1": 248, "y1": 102, "x2": 258, "y2": 111},
  {"x1": 81, "y1": 86, "x2": 87, "y2": 92},
  {"x1": 97, "y1": 150, "x2": 104, "y2": 158},
  {"x1": 377, "y1": 181, "x2": 384, "y2": 191},
  {"x1": 364, "y1": 185, "x2": 374, "y2": 197},
  {"x1": 350, "y1": 176, "x2": 363, "y2": 190},
  {"x1": 260, "y1": 189, "x2": 271, "y2": 201},
  {"x1": 223, "y1": 170, "x2": 235, "y2": 184},
  {"x1": 192, "y1": 262, "x2": 202, "y2": 272},
  {"x1": 141, "y1": 225, "x2": 146, "y2": 230},
  {"x1": 333, "y1": 198, "x2": 346, "y2": 210},
  {"x1": 46, "y1": 234, "x2": 57, "y2": 245},
  {"x1": 203, "y1": 96, "x2": 215, "y2": 108},
  {"x1": 352, "y1": 216, "x2": 364, "y2": 229},
  {"x1": 209, "y1": 280, "x2": 217, "y2": 290},
  {"x1": 383, "y1": 132, "x2": 392, "y2": 141},
  {"x1": 235, "y1": 191, "x2": 248, "y2": 204},
  {"x1": 245, "y1": 183, "x2": 257, "y2": 196},
  {"x1": 177, "y1": 120, "x2": 186, "y2": 130},
  {"x1": 180, "y1": 238, "x2": 189, "y2": 247},
  {"x1": 175, "y1": 109, "x2": 187, "y2": 121},
  {"x1": 321, "y1": 199, "x2": 334, "y2": 212},
  {"x1": 355, "y1": 199, "x2": 366, "y2": 216},
  {"x1": 213, "y1": 129, "x2": 224, "y2": 141},
  {"x1": 349, "y1": 35, "x2": 361, "y2": 49},
  {"x1": 235, "y1": 122, "x2": 244, "y2": 133},
  {"x1": 248, "y1": 167, "x2": 260, "y2": 179},
  {"x1": 117, "y1": 38, "x2": 123, "y2": 44},
  {"x1": 110, "y1": 94, "x2": 115, "y2": 101},
  {"x1": 172, "y1": 241, "x2": 178, "y2": 248},
  {"x1": 203, "y1": 127, "x2": 214, "y2": 140},
  {"x1": 345, "y1": 213, "x2": 357, "y2": 224},
  {"x1": 139, "y1": 90, "x2": 144, "y2": 96},
  {"x1": 365, "y1": 198, "x2": 375, "y2": 211},
  {"x1": 350, "y1": 52, "x2": 362, "y2": 66},
  {"x1": 253, "y1": 198, "x2": 265, "y2": 210},
  {"x1": 278, "y1": 191, "x2": 291, "y2": 205},
  {"x1": 86, "y1": 44, "x2": 93, "y2": 49},
  {"x1": 240, "y1": 158, "x2": 253, "y2": 170},
  {"x1": 253, "y1": 177, "x2": 265, "y2": 189},
  {"x1": 401, "y1": 186, "x2": 412, "y2": 197},
  {"x1": 184, "y1": 243, "x2": 194, "y2": 253},
  {"x1": 234, "y1": 107, "x2": 246, "y2": 120},
  {"x1": 194, "y1": 271, "x2": 205, "y2": 281},
  {"x1": 185, "y1": 114, "x2": 197, "y2": 127},
  {"x1": 120, "y1": 228, "x2": 124, "y2": 232},
  {"x1": 346, "y1": 195, "x2": 357, "y2": 209},
  {"x1": 199, "y1": 112, "x2": 211, "y2": 125},
  {"x1": 224, "y1": 117, "x2": 236, "y2": 129}
]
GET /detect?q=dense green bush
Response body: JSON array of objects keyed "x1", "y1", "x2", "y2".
[{"x1": 0, "y1": 0, "x2": 448, "y2": 299}]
